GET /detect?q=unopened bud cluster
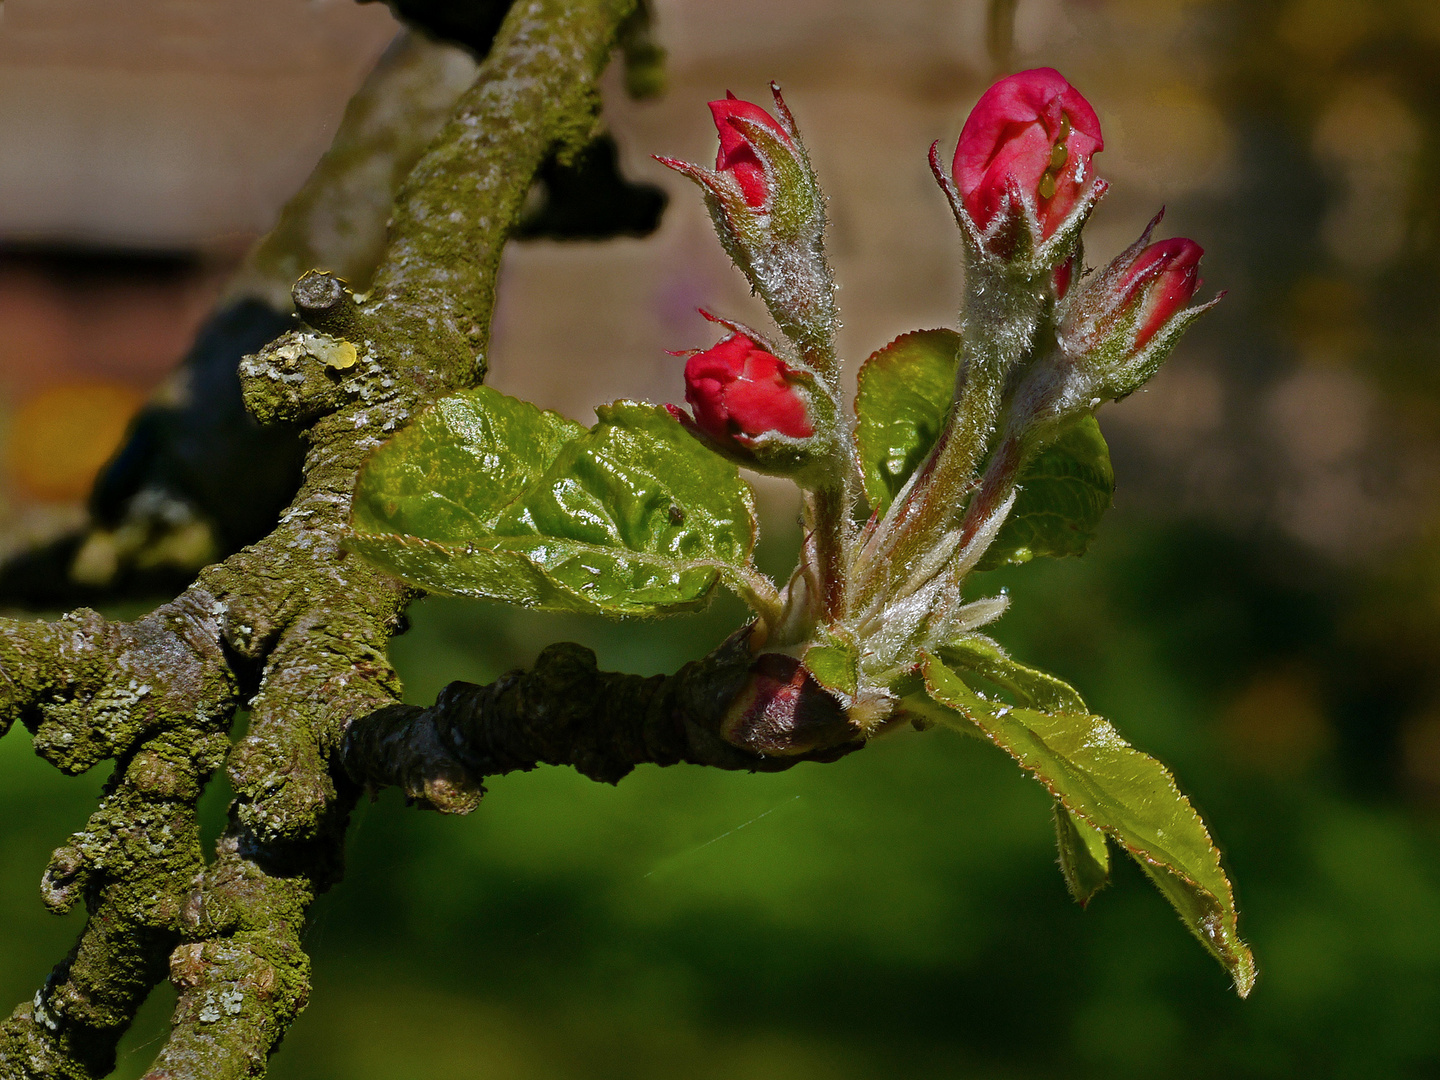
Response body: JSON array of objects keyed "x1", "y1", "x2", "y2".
[{"x1": 658, "y1": 67, "x2": 1217, "y2": 743}]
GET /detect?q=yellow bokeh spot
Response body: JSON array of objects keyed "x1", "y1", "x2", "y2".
[{"x1": 7, "y1": 382, "x2": 143, "y2": 502}]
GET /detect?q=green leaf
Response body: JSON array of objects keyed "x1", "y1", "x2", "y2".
[
  {"x1": 946, "y1": 633, "x2": 1112, "y2": 902},
  {"x1": 854, "y1": 329, "x2": 961, "y2": 516},
  {"x1": 976, "y1": 415, "x2": 1114, "y2": 571},
  {"x1": 352, "y1": 386, "x2": 586, "y2": 540},
  {"x1": 1054, "y1": 802, "x2": 1110, "y2": 906},
  {"x1": 349, "y1": 388, "x2": 759, "y2": 616},
  {"x1": 936, "y1": 633, "x2": 1086, "y2": 714},
  {"x1": 918, "y1": 640, "x2": 1256, "y2": 996},
  {"x1": 853, "y1": 330, "x2": 1113, "y2": 568},
  {"x1": 804, "y1": 628, "x2": 859, "y2": 698}
]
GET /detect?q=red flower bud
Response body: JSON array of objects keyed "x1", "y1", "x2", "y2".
[
  {"x1": 1116, "y1": 238, "x2": 1204, "y2": 347},
  {"x1": 676, "y1": 332, "x2": 814, "y2": 446},
  {"x1": 952, "y1": 68, "x2": 1103, "y2": 241},
  {"x1": 708, "y1": 92, "x2": 794, "y2": 208}
]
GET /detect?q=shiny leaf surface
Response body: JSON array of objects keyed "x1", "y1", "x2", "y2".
[
  {"x1": 804, "y1": 628, "x2": 860, "y2": 698},
  {"x1": 853, "y1": 330, "x2": 1113, "y2": 568},
  {"x1": 976, "y1": 415, "x2": 1114, "y2": 570},
  {"x1": 350, "y1": 388, "x2": 758, "y2": 616},
  {"x1": 854, "y1": 329, "x2": 961, "y2": 516},
  {"x1": 919, "y1": 639, "x2": 1256, "y2": 996}
]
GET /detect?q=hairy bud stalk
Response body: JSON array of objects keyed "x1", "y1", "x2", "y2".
[
  {"x1": 655, "y1": 84, "x2": 838, "y2": 383},
  {"x1": 1006, "y1": 212, "x2": 1219, "y2": 448},
  {"x1": 660, "y1": 88, "x2": 855, "y2": 634},
  {"x1": 853, "y1": 71, "x2": 1107, "y2": 606}
]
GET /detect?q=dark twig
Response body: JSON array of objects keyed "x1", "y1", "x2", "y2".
[{"x1": 342, "y1": 632, "x2": 863, "y2": 813}]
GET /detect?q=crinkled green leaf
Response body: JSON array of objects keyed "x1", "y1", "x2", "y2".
[
  {"x1": 918, "y1": 640, "x2": 1256, "y2": 996},
  {"x1": 350, "y1": 388, "x2": 758, "y2": 616},
  {"x1": 854, "y1": 329, "x2": 961, "y2": 516},
  {"x1": 853, "y1": 330, "x2": 1113, "y2": 568},
  {"x1": 352, "y1": 386, "x2": 586, "y2": 540},
  {"x1": 975, "y1": 415, "x2": 1114, "y2": 571}
]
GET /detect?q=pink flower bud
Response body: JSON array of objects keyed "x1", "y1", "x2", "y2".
[
  {"x1": 952, "y1": 68, "x2": 1103, "y2": 241},
  {"x1": 674, "y1": 332, "x2": 814, "y2": 447},
  {"x1": 1116, "y1": 238, "x2": 1204, "y2": 347},
  {"x1": 708, "y1": 92, "x2": 794, "y2": 208}
]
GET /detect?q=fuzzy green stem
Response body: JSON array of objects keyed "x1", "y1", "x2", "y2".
[
  {"x1": 851, "y1": 259, "x2": 1047, "y2": 606},
  {"x1": 804, "y1": 481, "x2": 851, "y2": 625}
]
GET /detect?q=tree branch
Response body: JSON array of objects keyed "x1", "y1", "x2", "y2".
[
  {"x1": 342, "y1": 632, "x2": 865, "y2": 813},
  {"x1": 358, "y1": 0, "x2": 624, "y2": 392},
  {"x1": 145, "y1": 2, "x2": 640, "y2": 1077},
  {"x1": 0, "y1": 592, "x2": 236, "y2": 1080},
  {"x1": 0, "y1": 2, "x2": 639, "y2": 1078}
]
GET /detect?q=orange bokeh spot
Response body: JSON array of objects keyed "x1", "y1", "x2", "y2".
[{"x1": 6, "y1": 382, "x2": 143, "y2": 502}]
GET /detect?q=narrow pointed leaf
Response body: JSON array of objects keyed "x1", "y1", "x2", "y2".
[
  {"x1": 918, "y1": 646, "x2": 1256, "y2": 996},
  {"x1": 937, "y1": 633, "x2": 1086, "y2": 713},
  {"x1": 1054, "y1": 802, "x2": 1110, "y2": 905},
  {"x1": 350, "y1": 388, "x2": 758, "y2": 616},
  {"x1": 937, "y1": 637, "x2": 1107, "y2": 905}
]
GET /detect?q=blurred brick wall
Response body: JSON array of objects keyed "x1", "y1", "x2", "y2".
[
  {"x1": 0, "y1": 0, "x2": 397, "y2": 247},
  {"x1": 0, "y1": 0, "x2": 397, "y2": 512},
  {"x1": 0, "y1": 0, "x2": 1434, "y2": 568}
]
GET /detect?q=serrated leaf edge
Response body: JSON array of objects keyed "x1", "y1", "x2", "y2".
[{"x1": 917, "y1": 651, "x2": 1256, "y2": 997}]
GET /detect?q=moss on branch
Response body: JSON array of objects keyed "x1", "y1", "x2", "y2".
[
  {"x1": 0, "y1": 592, "x2": 236, "y2": 1079},
  {"x1": 0, "y1": 1, "x2": 640, "y2": 1077}
]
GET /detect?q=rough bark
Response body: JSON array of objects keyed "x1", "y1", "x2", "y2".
[
  {"x1": 341, "y1": 632, "x2": 863, "y2": 814},
  {"x1": 0, "y1": 3, "x2": 648, "y2": 1077}
]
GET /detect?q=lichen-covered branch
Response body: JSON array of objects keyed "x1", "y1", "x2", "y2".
[
  {"x1": 342, "y1": 632, "x2": 864, "y2": 813},
  {"x1": 0, "y1": 592, "x2": 236, "y2": 1080},
  {"x1": 361, "y1": 0, "x2": 625, "y2": 391},
  {"x1": 223, "y1": 30, "x2": 481, "y2": 312},
  {"x1": 0, "y1": 2, "x2": 640, "y2": 1078},
  {"x1": 147, "y1": 4, "x2": 639, "y2": 1076}
]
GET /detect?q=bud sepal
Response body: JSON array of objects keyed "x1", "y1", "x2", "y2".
[{"x1": 656, "y1": 84, "x2": 838, "y2": 376}]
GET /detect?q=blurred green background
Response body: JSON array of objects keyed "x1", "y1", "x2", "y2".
[{"x1": 6, "y1": 0, "x2": 1440, "y2": 1077}]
